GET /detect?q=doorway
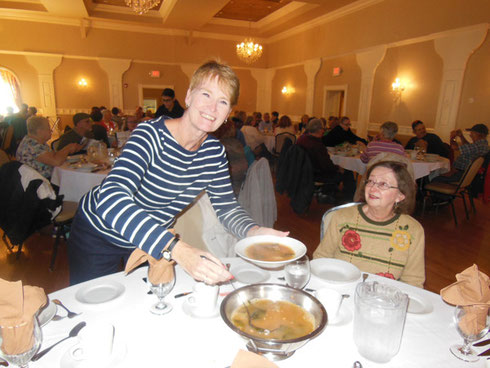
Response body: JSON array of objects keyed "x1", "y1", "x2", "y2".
[
  {"x1": 323, "y1": 85, "x2": 347, "y2": 118},
  {"x1": 138, "y1": 84, "x2": 174, "y2": 115}
]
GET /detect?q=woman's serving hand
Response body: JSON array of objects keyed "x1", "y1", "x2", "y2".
[
  {"x1": 171, "y1": 240, "x2": 232, "y2": 285},
  {"x1": 246, "y1": 226, "x2": 289, "y2": 238}
]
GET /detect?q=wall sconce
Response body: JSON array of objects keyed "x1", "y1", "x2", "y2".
[
  {"x1": 77, "y1": 78, "x2": 88, "y2": 88},
  {"x1": 391, "y1": 78, "x2": 405, "y2": 96},
  {"x1": 281, "y1": 86, "x2": 295, "y2": 96}
]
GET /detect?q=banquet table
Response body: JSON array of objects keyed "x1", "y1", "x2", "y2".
[
  {"x1": 51, "y1": 163, "x2": 110, "y2": 202},
  {"x1": 32, "y1": 257, "x2": 487, "y2": 368},
  {"x1": 329, "y1": 154, "x2": 451, "y2": 181},
  {"x1": 263, "y1": 134, "x2": 276, "y2": 153}
]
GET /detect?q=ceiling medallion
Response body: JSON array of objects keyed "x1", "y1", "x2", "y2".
[
  {"x1": 125, "y1": 0, "x2": 161, "y2": 15},
  {"x1": 236, "y1": 38, "x2": 263, "y2": 64}
]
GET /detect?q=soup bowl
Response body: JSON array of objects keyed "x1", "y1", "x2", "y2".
[
  {"x1": 220, "y1": 283, "x2": 327, "y2": 361},
  {"x1": 234, "y1": 235, "x2": 306, "y2": 269}
]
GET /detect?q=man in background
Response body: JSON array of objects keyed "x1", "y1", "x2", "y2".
[
  {"x1": 155, "y1": 88, "x2": 184, "y2": 119},
  {"x1": 57, "y1": 113, "x2": 92, "y2": 153},
  {"x1": 258, "y1": 112, "x2": 273, "y2": 132},
  {"x1": 405, "y1": 120, "x2": 448, "y2": 157}
]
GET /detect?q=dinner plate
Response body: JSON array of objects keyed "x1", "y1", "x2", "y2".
[
  {"x1": 234, "y1": 235, "x2": 306, "y2": 269},
  {"x1": 310, "y1": 258, "x2": 361, "y2": 284},
  {"x1": 75, "y1": 281, "x2": 125, "y2": 305},
  {"x1": 230, "y1": 263, "x2": 270, "y2": 284},
  {"x1": 66, "y1": 154, "x2": 83, "y2": 164},
  {"x1": 71, "y1": 163, "x2": 98, "y2": 172},
  {"x1": 328, "y1": 305, "x2": 353, "y2": 327},
  {"x1": 407, "y1": 292, "x2": 433, "y2": 314},
  {"x1": 37, "y1": 300, "x2": 57, "y2": 327}
]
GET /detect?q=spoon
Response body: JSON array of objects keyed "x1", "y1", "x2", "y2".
[
  {"x1": 31, "y1": 321, "x2": 86, "y2": 361},
  {"x1": 362, "y1": 273, "x2": 368, "y2": 283},
  {"x1": 52, "y1": 299, "x2": 81, "y2": 318},
  {"x1": 0, "y1": 358, "x2": 7, "y2": 367}
]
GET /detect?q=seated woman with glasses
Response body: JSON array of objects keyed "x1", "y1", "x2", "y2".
[{"x1": 313, "y1": 161, "x2": 425, "y2": 288}]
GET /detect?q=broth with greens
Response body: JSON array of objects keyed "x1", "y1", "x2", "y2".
[
  {"x1": 231, "y1": 299, "x2": 315, "y2": 340},
  {"x1": 245, "y1": 243, "x2": 295, "y2": 262}
]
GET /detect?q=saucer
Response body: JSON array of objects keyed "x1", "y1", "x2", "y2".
[
  {"x1": 60, "y1": 335, "x2": 126, "y2": 368},
  {"x1": 182, "y1": 299, "x2": 220, "y2": 319},
  {"x1": 328, "y1": 305, "x2": 352, "y2": 327}
]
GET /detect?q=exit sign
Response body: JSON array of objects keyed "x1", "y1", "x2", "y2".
[
  {"x1": 332, "y1": 67, "x2": 342, "y2": 77},
  {"x1": 149, "y1": 70, "x2": 160, "y2": 78}
]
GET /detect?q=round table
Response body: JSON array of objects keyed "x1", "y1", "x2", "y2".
[
  {"x1": 51, "y1": 163, "x2": 110, "y2": 202},
  {"x1": 329, "y1": 154, "x2": 450, "y2": 180},
  {"x1": 32, "y1": 257, "x2": 483, "y2": 368}
]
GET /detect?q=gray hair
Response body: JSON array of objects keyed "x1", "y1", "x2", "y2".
[
  {"x1": 306, "y1": 118, "x2": 324, "y2": 134},
  {"x1": 380, "y1": 121, "x2": 398, "y2": 140},
  {"x1": 27, "y1": 115, "x2": 48, "y2": 135}
]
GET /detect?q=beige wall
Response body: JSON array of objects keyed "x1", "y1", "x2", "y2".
[
  {"x1": 0, "y1": 54, "x2": 40, "y2": 108},
  {"x1": 314, "y1": 55, "x2": 362, "y2": 120},
  {"x1": 234, "y1": 69, "x2": 257, "y2": 113},
  {"x1": 370, "y1": 41, "x2": 443, "y2": 128},
  {"x1": 271, "y1": 66, "x2": 307, "y2": 117},
  {"x1": 457, "y1": 34, "x2": 490, "y2": 129}
]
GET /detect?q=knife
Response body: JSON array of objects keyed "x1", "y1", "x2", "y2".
[
  {"x1": 473, "y1": 338, "x2": 490, "y2": 347},
  {"x1": 478, "y1": 347, "x2": 490, "y2": 356}
]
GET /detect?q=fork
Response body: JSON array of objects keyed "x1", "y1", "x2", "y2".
[{"x1": 52, "y1": 299, "x2": 81, "y2": 318}]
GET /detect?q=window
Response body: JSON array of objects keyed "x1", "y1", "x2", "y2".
[{"x1": 0, "y1": 68, "x2": 21, "y2": 116}]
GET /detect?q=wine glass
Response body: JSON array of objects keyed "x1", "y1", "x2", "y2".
[
  {"x1": 147, "y1": 267, "x2": 176, "y2": 315},
  {"x1": 284, "y1": 256, "x2": 310, "y2": 289},
  {"x1": 0, "y1": 317, "x2": 42, "y2": 368},
  {"x1": 450, "y1": 305, "x2": 490, "y2": 362}
]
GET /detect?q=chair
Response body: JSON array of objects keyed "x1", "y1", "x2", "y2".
[
  {"x1": 422, "y1": 156, "x2": 484, "y2": 225},
  {"x1": 0, "y1": 149, "x2": 10, "y2": 168},
  {"x1": 50, "y1": 137, "x2": 61, "y2": 151},
  {"x1": 320, "y1": 202, "x2": 361, "y2": 240},
  {"x1": 1, "y1": 124, "x2": 14, "y2": 152},
  {"x1": 50, "y1": 201, "x2": 78, "y2": 271},
  {"x1": 273, "y1": 132, "x2": 296, "y2": 156}
]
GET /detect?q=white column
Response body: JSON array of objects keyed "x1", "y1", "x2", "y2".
[
  {"x1": 24, "y1": 54, "x2": 63, "y2": 118},
  {"x1": 250, "y1": 68, "x2": 275, "y2": 113},
  {"x1": 180, "y1": 63, "x2": 200, "y2": 83},
  {"x1": 303, "y1": 58, "x2": 322, "y2": 115},
  {"x1": 355, "y1": 46, "x2": 387, "y2": 139},
  {"x1": 433, "y1": 26, "x2": 487, "y2": 141},
  {"x1": 97, "y1": 58, "x2": 132, "y2": 110}
]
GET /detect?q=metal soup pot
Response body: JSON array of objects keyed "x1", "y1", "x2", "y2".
[{"x1": 220, "y1": 283, "x2": 327, "y2": 361}]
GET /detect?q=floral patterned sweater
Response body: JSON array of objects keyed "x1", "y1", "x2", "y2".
[{"x1": 313, "y1": 204, "x2": 425, "y2": 288}]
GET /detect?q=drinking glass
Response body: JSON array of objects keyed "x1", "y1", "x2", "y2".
[
  {"x1": 147, "y1": 268, "x2": 176, "y2": 315},
  {"x1": 450, "y1": 305, "x2": 490, "y2": 362},
  {"x1": 0, "y1": 317, "x2": 42, "y2": 368},
  {"x1": 284, "y1": 256, "x2": 310, "y2": 289}
]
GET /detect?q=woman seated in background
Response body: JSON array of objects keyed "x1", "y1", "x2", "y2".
[
  {"x1": 16, "y1": 116, "x2": 82, "y2": 179},
  {"x1": 313, "y1": 161, "x2": 425, "y2": 288},
  {"x1": 274, "y1": 115, "x2": 295, "y2": 136},
  {"x1": 360, "y1": 121, "x2": 405, "y2": 163}
]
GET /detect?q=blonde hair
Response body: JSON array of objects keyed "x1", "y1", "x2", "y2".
[
  {"x1": 27, "y1": 116, "x2": 48, "y2": 135},
  {"x1": 189, "y1": 60, "x2": 240, "y2": 106}
]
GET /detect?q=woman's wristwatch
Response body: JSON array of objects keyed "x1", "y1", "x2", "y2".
[{"x1": 162, "y1": 235, "x2": 179, "y2": 261}]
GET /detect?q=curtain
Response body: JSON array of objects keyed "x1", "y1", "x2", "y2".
[{"x1": 0, "y1": 69, "x2": 22, "y2": 110}]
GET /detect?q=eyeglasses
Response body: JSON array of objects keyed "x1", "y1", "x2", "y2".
[
  {"x1": 365, "y1": 179, "x2": 398, "y2": 191},
  {"x1": 162, "y1": 98, "x2": 173, "y2": 103}
]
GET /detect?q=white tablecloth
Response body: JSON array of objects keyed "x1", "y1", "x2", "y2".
[
  {"x1": 51, "y1": 164, "x2": 109, "y2": 202},
  {"x1": 32, "y1": 257, "x2": 486, "y2": 368},
  {"x1": 330, "y1": 154, "x2": 450, "y2": 180}
]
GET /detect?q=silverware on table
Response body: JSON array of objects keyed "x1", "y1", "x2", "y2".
[
  {"x1": 174, "y1": 291, "x2": 192, "y2": 298},
  {"x1": 52, "y1": 299, "x2": 81, "y2": 318},
  {"x1": 0, "y1": 358, "x2": 7, "y2": 366},
  {"x1": 142, "y1": 277, "x2": 153, "y2": 294},
  {"x1": 52, "y1": 314, "x2": 65, "y2": 321},
  {"x1": 478, "y1": 347, "x2": 490, "y2": 356},
  {"x1": 362, "y1": 273, "x2": 369, "y2": 283},
  {"x1": 31, "y1": 321, "x2": 86, "y2": 361},
  {"x1": 474, "y1": 338, "x2": 490, "y2": 347}
]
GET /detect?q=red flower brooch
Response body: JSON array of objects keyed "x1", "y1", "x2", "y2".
[
  {"x1": 342, "y1": 229, "x2": 361, "y2": 252},
  {"x1": 376, "y1": 272, "x2": 395, "y2": 280}
]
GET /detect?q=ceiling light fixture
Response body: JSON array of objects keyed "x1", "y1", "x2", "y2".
[
  {"x1": 125, "y1": 0, "x2": 161, "y2": 15},
  {"x1": 236, "y1": 37, "x2": 263, "y2": 64}
]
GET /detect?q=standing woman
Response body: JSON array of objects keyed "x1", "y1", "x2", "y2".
[{"x1": 68, "y1": 60, "x2": 287, "y2": 285}]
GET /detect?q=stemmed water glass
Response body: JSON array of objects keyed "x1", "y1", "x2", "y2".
[
  {"x1": 146, "y1": 267, "x2": 176, "y2": 315},
  {"x1": 284, "y1": 255, "x2": 310, "y2": 289},
  {"x1": 450, "y1": 305, "x2": 490, "y2": 362},
  {"x1": 0, "y1": 317, "x2": 42, "y2": 368}
]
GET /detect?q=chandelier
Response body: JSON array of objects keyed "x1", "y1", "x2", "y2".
[
  {"x1": 125, "y1": 0, "x2": 161, "y2": 15},
  {"x1": 236, "y1": 38, "x2": 263, "y2": 64}
]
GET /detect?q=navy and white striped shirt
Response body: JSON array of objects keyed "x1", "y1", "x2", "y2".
[{"x1": 79, "y1": 117, "x2": 256, "y2": 259}]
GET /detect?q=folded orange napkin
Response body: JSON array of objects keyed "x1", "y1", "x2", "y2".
[
  {"x1": 0, "y1": 279, "x2": 46, "y2": 355},
  {"x1": 125, "y1": 248, "x2": 175, "y2": 284},
  {"x1": 231, "y1": 350, "x2": 278, "y2": 368},
  {"x1": 440, "y1": 264, "x2": 490, "y2": 336}
]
